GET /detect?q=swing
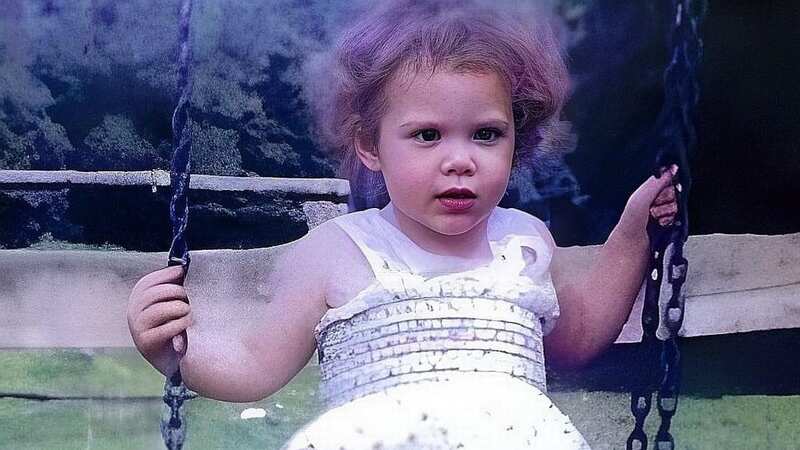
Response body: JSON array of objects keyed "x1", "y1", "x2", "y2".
[
  {"x1": 626, "y1": 2, "x2": 706, "y2": 449},
  {"x1": 156, "y1": 1, "x2": 707, "y2": 449}
]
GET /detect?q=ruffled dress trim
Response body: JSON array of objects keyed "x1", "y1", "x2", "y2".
[{"x1": 314, "y1": 205, "x2": 561, "y2": 339}]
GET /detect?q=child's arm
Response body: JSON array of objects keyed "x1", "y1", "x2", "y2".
[
  {"x1": 177, "y1": 223, "x2": 331, "y2": 402},
  {"x1": 128, "y1": 222, "x2": 331, "y2": 402},
  {"x1": 544, "y1": 165, "x2": 679, "y2": 369}
]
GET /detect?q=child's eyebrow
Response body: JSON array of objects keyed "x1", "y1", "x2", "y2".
[
  {"x1": 476, "y1": 119, "x2": 510, "y2": 130},
  {"x1": 399, "y1": 119, "x2": 510, "y2": 129},
  {"x1": 399, "y1": 120, "x2": 437, "y2": 129}
]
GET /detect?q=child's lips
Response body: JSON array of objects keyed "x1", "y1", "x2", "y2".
[
  {"x1": 438, "y1": 197, "x2": 476, "y2": 211},
  {"x1": 436, "y1": 186, "x2": 477, "y2": 211},
  {"x1": 437, "y1": 187, "x2": 476, "y2": 198}
]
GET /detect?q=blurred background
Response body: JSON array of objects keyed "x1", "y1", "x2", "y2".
[{"x1": 1, "y1": 0, "x2": 797, "y2": 252}]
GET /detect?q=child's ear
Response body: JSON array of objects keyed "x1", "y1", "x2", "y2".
[{"x1": 354, "y1": 129, "x2": 381, "y2": 171}]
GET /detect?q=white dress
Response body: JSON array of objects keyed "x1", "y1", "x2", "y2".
[{"x1": 282, "y1": 203, "x2": 591, "y2": 450}]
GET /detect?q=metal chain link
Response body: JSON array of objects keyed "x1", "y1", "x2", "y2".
[
  {"x1": 626, "y1": 1, "x2": 706, "y2": 449},
  {"x1": 162, "y1": 0, "x2": 194, "y2": 448},
  {"x1": 160, "y1": 371, "x2": 197, "y2": 450},
  {"x1": 628, "y1": 221, "x2": 672, "y2": 450},
  {"x1": 654, "y1": 237, "x2": 688, "y2": 449}
]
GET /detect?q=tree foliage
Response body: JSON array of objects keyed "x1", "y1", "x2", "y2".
[
  {"x1": 190, "y1": 119, "x2": 242, "y2": 176},
  {"x1": 78, "y1": 115, "x2": 166, "y2": 170},
  {"x1": 0, "y1": 0, "x2": 339, "y2": 177},
  {"x1": 0, "y1": 0, "x2": 584, "y2": 185}
]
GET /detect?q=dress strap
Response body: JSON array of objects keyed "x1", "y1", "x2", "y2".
[
  {"x1": 488, "y1": 211, "x2": 560, "y2": 336},
  {"x1": 330, "y1": 209, "x2": 408, "y2": 289}
]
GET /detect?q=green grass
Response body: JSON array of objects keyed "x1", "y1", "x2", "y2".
[
  {"x1": 551, "y1": 390, "x2": 800, "y2": 450},
  {"x1": 674, "y1": 395, "x2": 800, "y2": 450},
  {"x1": 0, "y1": 394, "x2": 322, "y2": 450},
  {"x1": 0, "y1": 349, "x2": 321, "y2": 450},
  {"x1": 0, "y1": 349, "x2": 163, "y2": 397},
  {"x1": 1, "y1": 348, "x2": 799, "y2": 449}
]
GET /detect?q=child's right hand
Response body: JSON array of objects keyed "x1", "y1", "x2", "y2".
[{"x1": 126, "y1": 264, "x2": 191, "y2": 377}]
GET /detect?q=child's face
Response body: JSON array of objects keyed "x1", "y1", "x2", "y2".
[{"x1": 360, "y1": 68, "x2": 515, "y2": 240}]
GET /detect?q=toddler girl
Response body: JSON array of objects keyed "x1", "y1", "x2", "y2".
[{"x1": 128, "y1": 1, "x2": 679, "y2": 449}]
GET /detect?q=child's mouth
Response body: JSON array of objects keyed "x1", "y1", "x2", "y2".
[
  {"x1": 438, "y1": 197, "x2": 476, "y2": 211},
  {"x1": 437, "y1": 187, "x2": 477, "y2": 211}
]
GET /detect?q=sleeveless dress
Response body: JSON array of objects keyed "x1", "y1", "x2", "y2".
[{"x1": 282, "y1": 203, "x2": 591, "y2": 450}]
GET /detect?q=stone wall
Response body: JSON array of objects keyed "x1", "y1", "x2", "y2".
[{"x1": 0, "y1": 170, "x2": 349, "y2": 250}]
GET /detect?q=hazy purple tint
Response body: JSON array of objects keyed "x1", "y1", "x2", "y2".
[{"x1": 303, "y1": 0, "x2": 576, "y2": 206}]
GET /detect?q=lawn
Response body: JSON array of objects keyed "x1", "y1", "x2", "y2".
[{"x1": 1, "y1": 347, "x2": 798, "y2": 449}]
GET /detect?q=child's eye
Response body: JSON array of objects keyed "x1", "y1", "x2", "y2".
[
  {"x1": 412, "y1": 129, "x2": 441, "y2": 142},
  {"x1": 473, "y1": 128, "x2": 502, "y2": 141}
]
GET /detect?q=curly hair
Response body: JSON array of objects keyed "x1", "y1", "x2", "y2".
[{"x1": 303, "y1": 0, "x2": 573, "y2": 206}]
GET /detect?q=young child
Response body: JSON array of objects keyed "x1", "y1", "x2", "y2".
[{"x1": 128, "y1": 1, "x2": 679, "y2": 449}]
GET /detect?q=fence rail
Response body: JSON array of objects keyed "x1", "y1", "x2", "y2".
[
  {"x1": 0, "y1": 169, "x2": 350, "y2": 197},
  {"x1": 1, "y1": 232, "x2": 798, "y2": 348}
]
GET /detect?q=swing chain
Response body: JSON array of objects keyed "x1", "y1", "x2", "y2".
[
  {"x1": 627, "y1": 0, "x2": 705, "y2": 445},
  {"x1": 649, "y1": 0, "x2": 705, "y2": 443},
  {"x1": 628, "y1": 219, "x2": 673, "y2": 450},
  {"x1": 652, "y1": 233, "x2": 688, "y2": 450},
  {"x1": 161, "y1": 370, "x2": 197, "y2": 450},
  {"x1": 162, "y1": 0, "x2": 194, "y2": 449}
]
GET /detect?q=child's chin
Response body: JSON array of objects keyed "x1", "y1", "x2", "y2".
[{"x1": 431, "y1": 218, "x2": 481, "y2": 236}]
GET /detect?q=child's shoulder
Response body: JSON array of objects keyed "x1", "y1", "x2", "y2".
[
  {"x1": 286, "y1": 218, "x2": 358, "y2": 266},
  {"x1": 312, "y1": 215, "x2": 376, "y2": 274},
  {"x1": 289, "y1": 218, "x2": 376, "y2": 305},
  {"x1": 267, "y1": 220, "x2": 344, "y2": 290}
]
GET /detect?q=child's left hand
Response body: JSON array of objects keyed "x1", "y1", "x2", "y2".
[{"x1": 619, "y1": 164, "x2": 680, "y2": 237}]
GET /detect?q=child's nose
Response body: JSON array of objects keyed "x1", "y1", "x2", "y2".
[{"x1": 440, "y1": 145, "x2": 477, "y2": 176}]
